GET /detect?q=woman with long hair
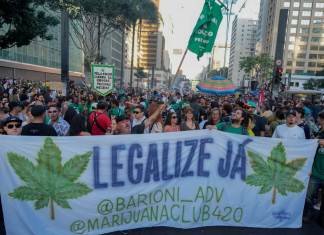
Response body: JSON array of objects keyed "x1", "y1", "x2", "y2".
[
  {"x1": 180, "y1": 107, "x2": 199, "y2": 131},
  {"x1": 147, "y1": 102, "x2": 163, "y2": 133},
  {"x1": 69, "y1": 114, "x2": 90, "y2": 136},
  {"x1": 203, "y1": 108, "x2": 222, "y2": 129},
  {"x1": 163, "y1": 112, "x2": 180, "y2": 132}
]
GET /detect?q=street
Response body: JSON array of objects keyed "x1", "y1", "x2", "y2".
[{"x1": 107, "y1": 222, "x2": 324, "y2": 235}]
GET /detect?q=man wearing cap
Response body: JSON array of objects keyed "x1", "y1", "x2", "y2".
[
  {"x1": 2, "y1": 116, "x2": 22, "y2": 135},
  {"x1": 21, "y1": 105, "x2": 57, "y2": 136},
  {"x1": 272, "y1": 109, "x2": 305, "y2": 139}
]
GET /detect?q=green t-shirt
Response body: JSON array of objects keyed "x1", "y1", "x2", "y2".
[
  {"x1": 312, "y1": 148, "x2": 324, "y2": 180},
  {"x1": 216, "y1": 122, "x2": 249, "y2": 136},
  {"x1": 108, "y1": 107, "x2": 123, "y2": 118},
  {"x1": 69, "y1": 103, "x2": 83, "y2": 114}
]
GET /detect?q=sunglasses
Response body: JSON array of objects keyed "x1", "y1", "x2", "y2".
[
  {"x1": 172, "y1": 116, "x2": 177, "y2": 119},
  {"x1": 6, "y1": 123, "x2": 21, "y2": 129}
]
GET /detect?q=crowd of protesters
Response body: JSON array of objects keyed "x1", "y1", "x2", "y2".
[{"x1": 1, "y1": 78, "x2": 324, "y2": 230}]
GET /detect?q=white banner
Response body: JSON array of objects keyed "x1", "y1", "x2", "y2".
[{"x1": 0, "y1": 130, "x2": 318, "y2": 235}]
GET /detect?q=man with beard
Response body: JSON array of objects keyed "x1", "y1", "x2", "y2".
[
  {"x1": 272, "y1": 109, "x2": 305, "y2": 139},
  {"x1": 215, "y1": 108, "x2": 249, "y2": 136}
]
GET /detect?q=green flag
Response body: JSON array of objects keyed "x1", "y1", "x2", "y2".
[{"x1": 187, "y1": 0, "x2": 223, "y2": 60}]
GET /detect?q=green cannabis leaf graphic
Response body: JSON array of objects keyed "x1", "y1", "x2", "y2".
[
  {"x1": 7, "y1": 137, "x2": 92, "y2": 220},
  {"x1": 245, "y1": 142, "x2": 307, "y2": 204}
]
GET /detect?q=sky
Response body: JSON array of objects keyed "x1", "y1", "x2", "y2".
[{"x1": 160, "y1": 0, "x2": 260, "y2": 79}]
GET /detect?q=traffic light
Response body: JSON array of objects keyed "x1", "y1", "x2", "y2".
[{"x1": 274, "y1": 66, "x2": 283, "y2": 83}]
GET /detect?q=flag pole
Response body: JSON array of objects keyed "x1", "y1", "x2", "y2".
[
  {"x1": 175, "y1": 48, "x2": 188, "y2": 77},
  {"x1": 216, "y1": 0, "x2": 229, "y2": 11}
]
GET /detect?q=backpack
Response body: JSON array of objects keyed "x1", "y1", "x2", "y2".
[
  {"x1": 131, "y1": 118, "x2": 146, "y2": 134},
  {"x1": 219, "y1": 122, "x2": 248, "y2": 135}
]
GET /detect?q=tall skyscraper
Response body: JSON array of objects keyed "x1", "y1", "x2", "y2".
[
  {"x1": 258, "y1": 0, "x2": 324, "y2": 75},
  {"x1": 228, "y1": 17, "x2": 258, "y2": 86}
]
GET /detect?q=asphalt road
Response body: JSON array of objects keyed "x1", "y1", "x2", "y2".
[{"x1": 106, "y1": 222, "x2": 324, "y2": 235}]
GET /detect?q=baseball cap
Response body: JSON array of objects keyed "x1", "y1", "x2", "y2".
[
  {"x1": 31, "y1": 105, "x2": 46, "y2": 117},
  {"x1": 2, "y1": 116, "x2": 22, "y2": 126},
  {"x1": 286, "y1": 109, "x2": 297, "y2": 117}
]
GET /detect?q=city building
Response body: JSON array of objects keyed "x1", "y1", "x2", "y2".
[
  {"x1": 210, "y1": 43, "x2": 230, "y2": 70},
  {"x1": 228, "y1": 17, "x2": 258, "y2": 86},
  {"x1": 0, "y1": 19, "x2": 83, "y2": 82},
  {"x1": 101, "y1": 30, "x2": 123, "y2": 87},
  {"x1": 255, "y1": 0, "x2": 269, "y2": 55},
  {"x1": 258, "y1": 0, "x2": 324, "y2": 75}
]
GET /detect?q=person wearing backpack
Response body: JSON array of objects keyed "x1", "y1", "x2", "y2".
[
  {"x1": 131, "y1": 104, "x2": 166, "y2": 134},
  {"x1": 89, "y1": 101, "x2": 111, "y2": 135},
  {"x1": 215, "y1": 108, "x2": 250, "y2": 136}
]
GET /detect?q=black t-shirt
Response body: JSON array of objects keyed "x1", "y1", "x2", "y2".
[
  {"x1": 252, "y1": 115, "x2": 267, "y2": 137},
  {"x1": 298, "y1": 122, "x2": 311, "y2": 139},
  {"x1": 21, "y1": 123, "x2": 57, "y2": 136}
]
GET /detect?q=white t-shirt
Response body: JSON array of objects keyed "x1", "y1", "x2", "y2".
[{"x1": 272, "y1": 124, "x2": 305, "y2": 139}]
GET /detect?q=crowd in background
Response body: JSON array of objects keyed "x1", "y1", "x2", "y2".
[{"x1": 1, "y1": 78, "x2": 324, "y2": 230}]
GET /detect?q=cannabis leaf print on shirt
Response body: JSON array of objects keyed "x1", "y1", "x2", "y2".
[
  {"x1": 7, "y1": 137, "x2": 92, "y2": 220},
  {"x1": 245, "y1": 142, "x2": 307, "y2": 204}
]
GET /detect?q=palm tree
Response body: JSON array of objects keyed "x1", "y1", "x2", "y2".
[{"x1": 125, "y1": 0, "x2": 159, "y2": 88}]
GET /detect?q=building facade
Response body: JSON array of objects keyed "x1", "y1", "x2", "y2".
[
  {"x1": 258, "y1": 0, "x2": 324, "y2": 75},
  {"x1": 228, "y1": 17, "x2": 258, "y2": 86},
  {"x1": 0, "y1": 19, "x2": 83, "y2": 82}
]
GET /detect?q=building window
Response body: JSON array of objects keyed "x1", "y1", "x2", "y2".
[
  {"x1": 297, "y1": 53, "x2": 306, "y2": 59},
  {"x1": 320, "y1": 46, "x2": 324, "y2": 51},
  {"x1": 313, "y1": 19, "x2": 323, "y2": 24},
  {"x1": 293, "y1": 2, "x2": 300, "y2": 7},
  {"x1": 300, "y1": 36, "x2": 308, "y2": 42},
  {"x1": 299, "y1": 45, "x2": 307, "y2": 50},
  {"x1": 301, "y1": 20, "x2": 310, "y2": 25},
  {"x1": 299, "y1": 28, "x2": 309, "y2": 34},
  {"x1": 303, "y1": 2, "x2": 312, "y2": 8},
  {"x1": 295, "y1": 71, "x2": 304, "y2": 75},
  {"x1": 319, "y1": 55, "x2": 324, "y2": 60},
  {"x1": 288, "y1": 44, "x2": 294, "y2": 50},
  {"x1": 314, "y1": 12, "x2": 323, "y2": 17},
  {"x1": 292, "y1": 11, "x2": 299, "y2": 16},
  {"x1": 283, "y1": 2, "x2": 290, "y2": 7},
  {"x1": 309, "y1": 54, "x2": 318, "y2": 59},
  {"x1": 291, "y1": 19, "x2": 298, "y2": 25},
  {"x1": 312, "y1": 28, "x2": 323, "y2": 34},
  {"x1": 311, "y1": 37, "x2": 321, "y2": 42},
  {"x1": 302, "y1": 11, "x2": 311, "y2": 16},
  {"x1": 296, "y1": 61, "x2": 305, "y2": 67},
  {"x1": 289, "y1": 36, "x2": 296, "y2": 42},
  {"x1": 287, "y1": 61, "x2": 293, "y2": 66},
  {"x1": 308, "y1": 62, "x2": 317, "y2": 67},
  {"x1": 290, "y1": 28, "x2": 297, "y2": 33},
  {"x1": 310, "y1": 45, "x2": 319, "y2": 50},
  {"x1": 316, "y1": 3, "x2": 324, "y2": 8}
]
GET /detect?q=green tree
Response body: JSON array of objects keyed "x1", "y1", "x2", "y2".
[
  {"x1": 67, "y1": 0, "x2": 130, "y2": 72},
  {"x1": 240, "y1": 54, "x2": 273, "y2": 85},
  {"x1": 0, "y1": 0, "x2": 60, "y2": 49},
  {"x1": 8, "y1": 138, "x2": 92, "y2": 220},
  {"x1": 125, "y1": 0, "x2": 159, "y2": 88},
  {"x1": 246, "y1": 143, "x2": 306, "y2": 204},
  {"x1": 303, "y1": 78, "x2": 324, "y2": 90}
]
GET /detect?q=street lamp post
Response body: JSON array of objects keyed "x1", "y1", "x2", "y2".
[{"x1": 61, "y1": 10, "x2": 69, "y2": 96}]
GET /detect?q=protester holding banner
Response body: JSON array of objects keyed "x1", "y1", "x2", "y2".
[
  {"x1": 304, "y1": 111, "x2": 324, "y2": 226},
  {"x1": 272, "y1": 110, "x2": 305, "y2": 139},
  {"x1": 215, "y1": 108, "x2": 250, "y2": 136},
  {"x1": 1, "y1": 116, "x2": 22, "y2": 136}
]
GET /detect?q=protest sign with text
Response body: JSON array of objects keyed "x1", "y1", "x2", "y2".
[{"x1": 0, "y1": 130, "x2": 318, "y2": 235}]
